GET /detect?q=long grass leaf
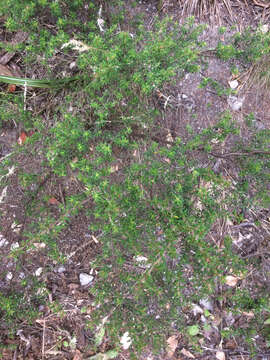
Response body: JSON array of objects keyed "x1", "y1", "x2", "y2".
[{"x1": 0, "y1": 74, "x2": 79, "y2": 88}]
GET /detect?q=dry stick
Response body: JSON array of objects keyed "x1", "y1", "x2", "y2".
[
  {"x1": 252, "y1": 0, "x2": 270, "y2": 8},
  {"x1": 208, "y1": 150, "x2": 270, "y2": 159},
  {"x1": 42, "y1": 319, "x2": 46, "y2": 360}
]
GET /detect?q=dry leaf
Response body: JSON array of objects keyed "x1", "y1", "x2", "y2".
[
  {"x1": 33, "y1": 242, "x2": 46, "y2": 249},
  {"x1": 180, "y1": 348, "x2": 195, "y2": 358},
  {"x1": 48, "y1": 197, "x2": 60, "y2": 205},
  {"x1": 73, "y1": 349, "x2": 83, "y2": 360},
  {"x1": 166, "y1": 132, "x2": 174, "y2": 147},
  {"x1": 7, "y1": 84, "x2": 16, "y2": 92},
  {"x1": 0, "y1": 64, "x2": 16, "y2": 92},
  {"x1": 110, "y1": 164, "x2": 119, "y2": 173},
  {"x1": 225, "y1": 275, "x2": 238, "y2": 287},
  {"x1": 224, "y1": 339, "x2": 237, "y2": 350},
  {"x1": 17, "y1": 131, "x2": 27, "y2": 145},
  {"x1": 216, "y1": 351, "x2": 225, "y2": 360},
  {"x1": 0, "y1": 63, "x2": 14, "y2": 77},
  {"x1": 61, "y1": 39, "x2": 91, "y2": 52},
  {"x1": 242, "y1": 311, "x2": 254, "y2": 318},
  {"x1": 167, "y1": 335, "x2": 178, "y2": 358}
]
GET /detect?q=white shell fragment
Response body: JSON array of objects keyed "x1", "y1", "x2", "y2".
[{"x1": 79, "y1": 273, "x2": 94, "y2": 286}]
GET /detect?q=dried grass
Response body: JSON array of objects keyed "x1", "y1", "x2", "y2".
[
  {"x1": 178, "y1": 0, "x2": 233, "y2": 18},
  {"x1": 163, "y1": 0, "x2": 270, "y2": 19},
  {"x1": 243, "y1": 55, "x2": 270, "y2": 91}
]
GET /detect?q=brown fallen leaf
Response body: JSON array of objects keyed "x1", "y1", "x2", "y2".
[
  {"x1": 225, "y1": 275, "x2": 238, "y2": 287},
  {"x1": 167, "y1": 335, "x2": 178, "y2": 358},
  {"x1": 224, "y1": 338, "x2": 237, "y2": 350},
  {"x1": 180, "y1": 348, "x2": 195, "y2": 359},
  {"x1": 73, "y1": 349, "x2": 83, "y2": 360}
]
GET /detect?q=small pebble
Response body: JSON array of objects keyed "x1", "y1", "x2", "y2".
[
  {"x1": 228, "y1": 79, "x2": 238, "y2": 90},
  {"x1": 69, "y1": 61, "x2": 77, "y2": 70},
  {"x1": 0, "y1": 235, "x2": 8, "y2": 247},
  {"x1": 58, "y1": 266, "x2": 66, "y2": 273},
  {"x1": 79, "y1": 273, "x2": 94, "y2": 286},
  {"x1": 6, "y1": 272, "x2": 13, "y2": 281},
  {"x1": 19, "y1": 272, "x2": 25, "y2": 279}
]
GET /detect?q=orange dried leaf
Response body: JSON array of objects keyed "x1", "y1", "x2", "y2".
[
  {"x1": 7, "y1": 84, "x2": 16, "y2": 93},
  {"x1": 17, "y1": 131, "x2": 27, "y2": 145},
  {"x1": 48, "y1": 197, "x2": 60, "y2": 205}
]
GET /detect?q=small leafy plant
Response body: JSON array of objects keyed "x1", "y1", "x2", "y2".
[{"x1": 0, "y1": 1, "x2": 269, "y2": 358}]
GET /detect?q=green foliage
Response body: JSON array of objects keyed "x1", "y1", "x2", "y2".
[
  {"x1": 0, "y1": 2, "x2": 269, "y2": 356},
  {"x1": 216, "y1": 41, "x2": 238, "y2": 61},
  {"x1": 233, "y1": 26, "x2": 270, "y2": 63}
]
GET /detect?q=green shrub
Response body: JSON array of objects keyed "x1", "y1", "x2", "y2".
[{"x1": 0, "y1": 2, "x2": 269, "y2": 356}]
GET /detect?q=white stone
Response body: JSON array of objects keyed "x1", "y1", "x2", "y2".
[
  {"x1": 199, "y1": 298, "x2": 213, "y2": 311},
  {"x1": 57, "y1": 266, "x2": 66, "y2": 273},
  {"x1": 120, "y1": 331, "x2": 132, "y2": 350},
  {"x1": 35, "y1": 267, "x2": 43, "y2": 277},
  {"x1": 6, "y1": 272, "x2": 13, "y2": 281},
  {"x1": 0, "y1": 235, "x2": 8, "y2": 247},
  {"x1": 79, "y1": 273, "x2": 94, "y2": 286},
  {"x1": 10, "y1": 242, "x2": 19, "y2": 250},
  {"x1": 192, "y1": 304, "x2": 204, "y2": 316},
  {"x1": 228, "y1": 95, "x2": 244, "y2": 111},
  {"x1": 69, "y1": 61, "x2": 76, "y2": 69},
  {"x1": 228, "y1": 79, "x2": 238, "y2": 90},
  {"x1": 134, "y1": 255, "x2": 148, "y2": 263},
  {"x1": 261, "y1": 24, "x2": 269, "y2": 34}
]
